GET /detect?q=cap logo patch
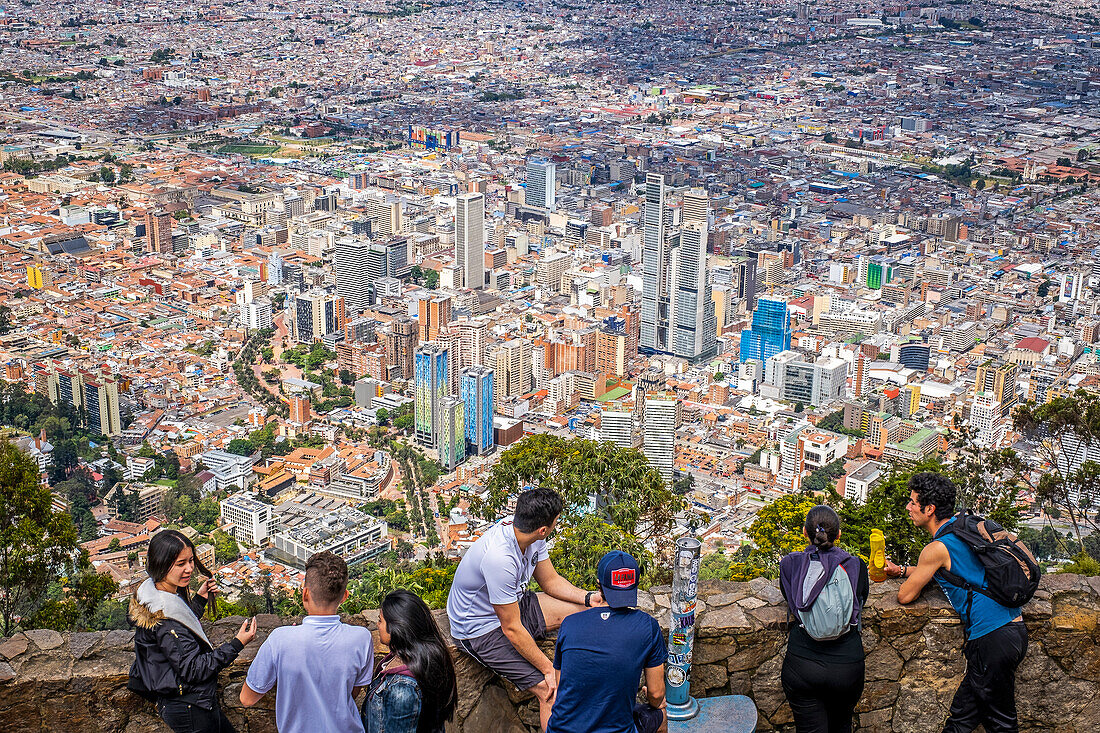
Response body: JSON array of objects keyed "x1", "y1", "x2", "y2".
[{"x1": 610, "y1": 568, "x2": 636, "y2": 588}]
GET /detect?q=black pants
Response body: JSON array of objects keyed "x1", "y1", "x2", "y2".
[
  {"x1": 943, "y1": 621, "x2": 1028, "y2": 733},
  {"x1": 157, "y1": 700, "x2": 236, "y2": 733},
  {"x1": 781, "y1": 655, "x2": 865, "y2": 733}
]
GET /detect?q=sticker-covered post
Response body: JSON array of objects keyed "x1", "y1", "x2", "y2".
[{"x1": 665, "y1": 536, "x2": 701, "y2": 721}]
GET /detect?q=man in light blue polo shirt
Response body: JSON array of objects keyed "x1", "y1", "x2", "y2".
[{"x1": 240, "y1": 551, "x2": 374, "y2": 733}]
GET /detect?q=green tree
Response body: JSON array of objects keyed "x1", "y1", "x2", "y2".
[
  {"x1": 1013, "y1": 391, "x2": 1100, "y2": 548},
  {"x1": 548, "y1": 514, "x2": 653, "y2": 589},
  {"x1": 226, "y1": 438, "x2": 254, "y2": 456},
  {"x1": 0, "y1": 304, "x2": 12, "y2": 334},
  {"x1": 375, "y1": 407, "x2": 390, "y2": 426},
  {"x1": 698, "y1": 550, "x2": 735, "y2": 580},
  {"x1": 212, "y1": 530, "x2": 239, "y2": 565},
  {"x1": 0, "y1": 441, "x2": 82, "y2": 635},
  {"x1": 424, "y1": 269, "x2": 440, "y2": 289},
  {"x1": 830, "y1": 458, "x2": 945, "y2": 566},
  {"x1": 475, "y1": 435, "x2": 684, "y2": 546}
]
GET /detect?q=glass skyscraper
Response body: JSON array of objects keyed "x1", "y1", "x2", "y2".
[
  {"x1": 460, "y1": 366, "x2": 495, "y2": 456},
  {"x1": 414, "y1": 343, "x2": 449, "y2": 448},
  {"x1": 739, "y1": 297, "x2": 792, "y2": 363},
  {"x1": 439, "y1": 397, "x2": 466, "y2": 471}
]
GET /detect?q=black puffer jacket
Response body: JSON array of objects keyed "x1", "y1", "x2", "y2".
[{"x1": 129, "y1": 589, "x2": 243, "y2": 709}]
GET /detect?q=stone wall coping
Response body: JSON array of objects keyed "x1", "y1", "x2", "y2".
[{"x1": 1, "y1": 574, "x2": 1097, "y2": 732}]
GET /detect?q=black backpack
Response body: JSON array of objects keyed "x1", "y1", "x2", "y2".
[{"x1": 935, "y1": 510, "x2": 1040, "y2": 610}]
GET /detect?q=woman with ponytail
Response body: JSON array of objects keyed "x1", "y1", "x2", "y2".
[
  {"x1": 778, "y1": 506, "x2": 868, "y2": 733},
  {"x1": 362, "y1": 590, "x2": 458, "y2": 733}
]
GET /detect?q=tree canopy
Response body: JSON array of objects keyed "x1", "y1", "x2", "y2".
[
  {"x1": 475, "y1": 434, "x2": 685, "y2": 544},
  {"x1": 0, "y1": 441, "x2": 83, "y2": 636},
  {"x1": 1013, "y1": 390, "x2": 1100, "y2": 547}
]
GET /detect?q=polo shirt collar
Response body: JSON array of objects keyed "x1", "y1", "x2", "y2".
[{"x1": 302, "y1": 614, "x2": 341, "y2": 626}]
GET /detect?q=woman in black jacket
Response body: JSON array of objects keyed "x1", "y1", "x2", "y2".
[{"x1": 129, "y1": 530, "x2": 256, "y2": 733}]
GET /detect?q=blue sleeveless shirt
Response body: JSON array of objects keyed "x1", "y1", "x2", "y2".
[{"x1": 933, "y1": 518, "x2": 1021, "y2": 640}]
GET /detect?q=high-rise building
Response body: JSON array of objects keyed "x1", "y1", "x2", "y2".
[
  {"x1": 83, "y1": 375, "x2": 122, "y2": 437},
  {"x1": 669, "y1": 221, "x2": 717, "y2": 361},
  {"x1": 415, "y1": 344, "x2": 449, "y2": 449},
  {"x1": 974, "y1": 361, "x2": 1018, "y2": 420},
  {"x1": 599, "y1": 402, "x2": 638, "y2": 449},
  {"x1": 681, "y1": 189, "x2": 709, "y2": 227},
  {"x1": 461, "y1": 366, "x2": 495, "y2": 457},
  {"x1": 456, "y1": 193, "x2": 485, "y2": 289},
  {"x1": 289, "y1": 395, "x2": 311, "y2": 424},
  {"x1": 436, "y1": 329, "x2": 462, "y2": 396},
  {"x1": 488, "y1": 338, "x2": 532, "y2": 402},
  {"x1": 385, "y1": 317, "x2": 418, "y2": 381},
  {"x1": 596, "y1": 327, "x2": 629, "y2": 377},
  {"x1": 732, "y1": 256, "x2": 758, "y2": 313},
  {"x1": 897, "y1": 341, "x2": 931, "y2": 372},
  {"x1": 739, "y1": 297, "x2": 791, "y2": 363},
  {"x1": 640, "y1": 173, "x2": 669, "y2": 352},
  {"x1": 971, "y1": 391, "x2": 1006, "y2": 448},
  {"x1": 853, "y1": 351, "x2": 868, "y2": 397},
  {"x1": 145, "y1": 209, "x2": 173, "y2": 254},
  {"x1": 334, "y1": 238, "x2": 382, "y2": 315},
  {"x1": 438, "y1": 397, "x2": 466, "y2": 471},
  {"x1": 292, "y1": 290, "x2": 345, "y2": 343},
  {"x1": 643, "y1": 393, "x2": 679, "y2": 482},
  {"x1": 525, "y1": 159, "x2": 557, "y2": 212},
  {"x1": 42, "y1": 363, "x2": 121, "y2": 436},
  {"x1": 418, "y1": 294, "x2": 452, "y2": 342},
  {"x1": 240, "y1": 298, "x2": 274, "y2": 331}
]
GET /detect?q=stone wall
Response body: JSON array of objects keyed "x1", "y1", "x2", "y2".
[{"x1": 1, "y1": 575, "x2": 1097, "y2": 733}]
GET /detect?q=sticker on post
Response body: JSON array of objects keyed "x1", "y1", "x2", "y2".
[{"x1": 666, "y1": 667, "x2": 686, "y2": 686}]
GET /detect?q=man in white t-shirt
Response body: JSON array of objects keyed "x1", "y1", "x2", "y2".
[{"x1": 447, "y1": 488, "x2": 604, "y2": 731}]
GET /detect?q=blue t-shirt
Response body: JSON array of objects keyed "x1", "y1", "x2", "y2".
[
  {"x1": 547, "y1": 607, "x2": 667, "y2": 733},
  {"x1": 245, "y1": 615, "x2": 374, "y2": 733},
  {"x1": 933, "y1": 518, "x2": 1022, "y2": 640}
]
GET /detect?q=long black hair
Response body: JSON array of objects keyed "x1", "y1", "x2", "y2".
[
  {"x1": 381, "y1": 589, "x2": 457, "y2": 732},
  {"x1": 803, "y1": 505, "x2": 840, "y2": 551},
  {"x1": 146, "y1": 529, "x2": 211, "y2": 602}
]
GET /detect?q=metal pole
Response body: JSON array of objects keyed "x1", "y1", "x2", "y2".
[{"x1": 665, "y1": 536, "x2": 701, "y2": 721}]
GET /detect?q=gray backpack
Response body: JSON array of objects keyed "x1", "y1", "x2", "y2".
[{"x1": 797, "y1": 560, "x2": 856, "y2": 641}]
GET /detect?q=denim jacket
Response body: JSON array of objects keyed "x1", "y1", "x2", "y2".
[{"x1": 362, "y1": 656, "x2": 437, "y2": 733}]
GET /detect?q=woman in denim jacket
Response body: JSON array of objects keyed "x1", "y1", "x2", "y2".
[{"x1": 363, "y1": 590, "x2": 457, "y2": 733}]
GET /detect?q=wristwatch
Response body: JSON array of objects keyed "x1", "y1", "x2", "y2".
[{"x1": 584, "y1": 591, "x2": 594, "y2": 607}]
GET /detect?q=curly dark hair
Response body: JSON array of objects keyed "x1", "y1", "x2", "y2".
[
  {"x1": 304, "y1": 551, "x2": 348, "y2": 607},
  {"x1": 908, "y1": 472, "x2": 957, "y2": 520}
]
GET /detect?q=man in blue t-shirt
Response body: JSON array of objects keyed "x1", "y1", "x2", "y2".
[
  {"x1": 547, "y1": 551, "x2": 667, "y2": 733},
  {"x1": 886, "y1": 473, "x2": 1027, "y2": 733}
]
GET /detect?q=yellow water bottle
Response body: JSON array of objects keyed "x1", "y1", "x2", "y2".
[{"x1": 869, "y1": 529, "x2": 887, "y2": 582}]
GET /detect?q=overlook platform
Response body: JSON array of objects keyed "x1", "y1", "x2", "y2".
[{"x1": 0, "y1": 575, "x2": 1097, "y2": 732}]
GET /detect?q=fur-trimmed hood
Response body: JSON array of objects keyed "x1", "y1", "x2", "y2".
[
  {"x1": 130, "y1": 578, "x2": 212, "y2": 648},
  {"x1": 129, "y1": 594, "x2": 166, "y2": 630}
]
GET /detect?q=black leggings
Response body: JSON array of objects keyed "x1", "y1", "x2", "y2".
[
  {"x1": 781, "y1": 655, "x2": 865, "y2": 733},
  {"x1": 157, "y1": 700, "x2": 236, "y2": 733}
]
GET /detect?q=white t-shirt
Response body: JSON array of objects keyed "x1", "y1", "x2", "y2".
[{"x1": 446, "y1": 516, "x2": 549, "y2": 639}]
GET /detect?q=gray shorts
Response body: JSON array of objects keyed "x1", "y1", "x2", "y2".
[{"x1": 454, "y1": 590, "x2": 547, "y2": 691}]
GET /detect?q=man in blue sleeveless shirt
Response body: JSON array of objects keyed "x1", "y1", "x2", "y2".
[{"x1": 885, "y1": 473, "x2": 1027, "y2": 733}]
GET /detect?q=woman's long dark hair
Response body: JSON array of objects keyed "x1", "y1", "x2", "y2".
[
  {"x1": 803, "y1": 505, "x2": 840, "y2": 551},
  {"x1": 381, "y1": 590, "x2": 457, "y2": 732},
  {"x1": 146, "y1": 529, "x2": 211, "y2": 602}
]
